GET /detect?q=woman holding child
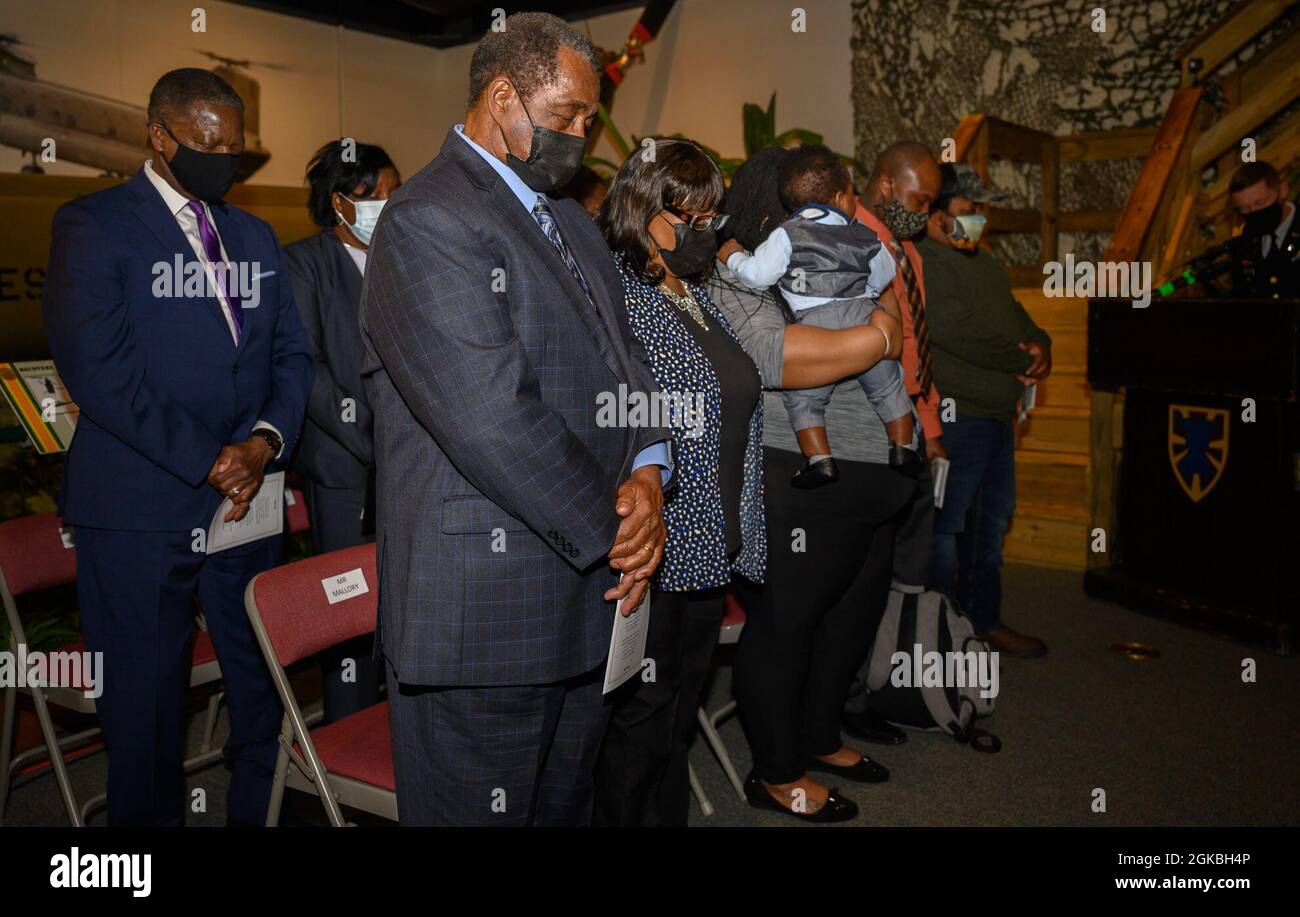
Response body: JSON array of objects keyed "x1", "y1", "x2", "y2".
[
  {"x1": 710, "y1": 147, "x2": 920, "y2": 823},
  {"x1": 594, "y1": 139, "x2": 910, "y2": 825}
]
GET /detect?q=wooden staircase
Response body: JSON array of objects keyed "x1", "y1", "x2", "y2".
[
  {"x1": 1087, "y1": 1, "x2": 1300, "y2": 580},
  {"x1": 944, "y1": 2, "x2": 1298, "y2": 571},
  {"x1": 945, "y1": 113, "x2": 1141, "y2": 571},
  {"x1": 1004, "y1": 288, "x2": 1089, "y2": 569}
]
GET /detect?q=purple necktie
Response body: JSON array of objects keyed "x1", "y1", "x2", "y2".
[{"x1": 187, "y1": 200, "x2": 242, "y2": 341}]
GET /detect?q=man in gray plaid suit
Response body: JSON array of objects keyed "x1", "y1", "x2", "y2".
[{"x1": 359, "y1": 12, "x2": 671, "y2": 826}]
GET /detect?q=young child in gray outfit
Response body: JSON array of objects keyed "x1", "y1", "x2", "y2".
[{"x1": 724, "y1": 144, "x2": 920, "y2": 487}]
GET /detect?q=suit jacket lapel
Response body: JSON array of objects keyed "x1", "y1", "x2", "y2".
[
  {"x1": 441, "y1": 131, "x2": 625, "y2": 383},
  {"x1": 127, "y1": 169, "x2": 231, "y2": 341},
  {"x1": 327, "y1": 233, "x2": 365, "y2": 308},
  {"x1": 548, "y1": 198, "x2": 634, "y2": 377}
]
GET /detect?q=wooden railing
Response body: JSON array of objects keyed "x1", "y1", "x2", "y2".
[
  {"x1": 1090, "y1": 1, "x2": 1299, "y2": 573},
  {"x1": 1112, "y1": 2, "x2": 1300, "y2": 273},
  {"x1": 945, "y1": 4, "x2": 1298, "y2": 572},
  {"x1": 952, "y1": 115, "x2": 1154, "y2": 287}
]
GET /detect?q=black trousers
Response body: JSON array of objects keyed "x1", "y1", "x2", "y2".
[
  {"x1": 843, "y1": 458, "x2": 935, "y2": 717},
  {"x1": 733, "y1": 448, "x2": 913, "y2": 784},
  {"x1": 305, "y1": 480, "x2": 381, "y2": 725},
  {"x1": 593, "y1": 586, "x2": 726, "y2": 827}
]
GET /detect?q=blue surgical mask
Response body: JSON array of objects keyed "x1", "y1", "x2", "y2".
[{"x1": 335, "y1": 196, "x2": 386, "y2": 246}]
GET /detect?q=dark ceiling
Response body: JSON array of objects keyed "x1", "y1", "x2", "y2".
[{"x1": 226, "y1": 1, "x2": 645, "y2": 49}]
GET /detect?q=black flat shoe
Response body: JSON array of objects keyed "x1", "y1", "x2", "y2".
[
  {"x1": 842, "y1": 709, "x2": 908, "y2": 746},
  {"x1": 743, "y1": 774, "x2": 858, "y2": 823},
  {"x1": 792, "y1": 456, "x2": 838, "y2": 489},
  {"x1": 888, "y1": 443, "x2": 924, "y2": 478},
  {"x1": 805, "y1": 753, "x2": 890, "y2": 783}
]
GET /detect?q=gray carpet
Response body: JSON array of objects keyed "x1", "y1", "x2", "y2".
[{"x1": 4, "y1": 564, "x2": 1297, "y2": 827}]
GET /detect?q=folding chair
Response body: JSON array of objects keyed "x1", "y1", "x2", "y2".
[
  {"x1": 689, "y1": 588, "x2": 748, "y2": 816},
  {"x1": 244, "y1": 542, "x2": 395, "y2": 826},
  {"x1": 0, "y1": 513, "x2": 224, "y2": 825},
  {"x1": 284, "y1": 486, "x2": 309, "y2": 535}
]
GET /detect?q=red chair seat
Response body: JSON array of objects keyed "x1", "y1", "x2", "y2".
[
  {"x1": 191, "y1": 630, "x2": 217, "y2": 666},
  {"x1": 296, "y1": 702, "x2": 394, "y2": 791},
  {"x1": 285, "y1": 488, "x2": 310, "y2": 535},
  {"x1": 722, "y1": 591, "x2": 747, "y2": 628}
]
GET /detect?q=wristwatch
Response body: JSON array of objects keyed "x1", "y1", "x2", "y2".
[{"x1": 250, "y1": 428, "x2": 282, "y2": 458}]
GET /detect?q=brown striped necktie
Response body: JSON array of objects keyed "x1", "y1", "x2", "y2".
[{"x1": 889, "y1": 240, "x2": 932, "y2": 396}]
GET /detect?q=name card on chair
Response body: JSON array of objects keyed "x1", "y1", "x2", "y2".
[{"x1": 322, "y1": 568, "x2": 369, "y2": 605}]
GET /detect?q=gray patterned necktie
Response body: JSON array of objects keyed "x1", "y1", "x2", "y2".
[{"x1": 532, "y1": 198, "x2": 596, "y2": 313}]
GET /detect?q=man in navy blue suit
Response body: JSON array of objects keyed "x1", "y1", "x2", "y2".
[{"x1": 42, "y1": 69, "x2": 313, "y2": 826}]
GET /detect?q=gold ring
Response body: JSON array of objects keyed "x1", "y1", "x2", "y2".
[
  {"x1": 232, "y1": 487, "x2": 241, "y2": 496},
  {"x1": 641, "y1": 543, "x2": 652, "y2": 554}
]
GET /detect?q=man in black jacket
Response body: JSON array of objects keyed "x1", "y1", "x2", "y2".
[
  {"x1": 1226, "y1": 161, "x2": 1300, "y2": 299},
  {"x1": 918, "y1": 164, "x2": 1049, "y2": 658},
  {"x1": 286, "y1": 139, "x2": 400, "y2": 723}
]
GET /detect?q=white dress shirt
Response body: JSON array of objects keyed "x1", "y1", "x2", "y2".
[
  {"x1": 143, "y1": 159, "x2": 285, "y2": 457},
  {"x1": 341, "y1": 240, "x2": 367, "y2": 275}
]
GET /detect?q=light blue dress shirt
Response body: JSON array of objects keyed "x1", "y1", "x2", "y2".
[
  {"x1": 453, "y1": 124, "x2": 670, "y2": 482},
  {"x1": 726, "y1": 203, "x2": 897, "y2": 312}
]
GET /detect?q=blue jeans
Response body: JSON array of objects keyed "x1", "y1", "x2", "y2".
[{"x1": 928, "y1": 416, "x2": 1016, "y2": 633}]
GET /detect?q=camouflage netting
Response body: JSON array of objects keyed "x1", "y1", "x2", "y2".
[{"x1": 849, "y1": 0, "x2": 1236, "y2": 266}]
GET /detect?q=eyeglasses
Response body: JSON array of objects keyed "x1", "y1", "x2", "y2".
[{"x1": 664, "y1": 205, "x2": 729, "y2": 231}]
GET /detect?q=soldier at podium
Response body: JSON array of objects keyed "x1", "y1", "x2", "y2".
[{"x1": 1227, "y1": 161, "x2": 1300, "y2": 298}]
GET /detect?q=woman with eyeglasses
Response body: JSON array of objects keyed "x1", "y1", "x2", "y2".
[
  {"x1": 591, "y1": 138, "x2": 764, "y2": 826},
  {"x1": 285, "y1": 139, "x2": 399, "y2": 724}
]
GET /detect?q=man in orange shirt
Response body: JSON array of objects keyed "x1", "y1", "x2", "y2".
[
  {"x1": 854, "y1": 141, "x2": 947, "y2": 460},
  {"x1": 842, "y1": 141, "x2": 949, "y2": 747}
]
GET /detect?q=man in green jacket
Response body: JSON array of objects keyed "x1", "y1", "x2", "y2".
[{"x1": 917, "y1": 164, "x2": 1049, "y2": 658}]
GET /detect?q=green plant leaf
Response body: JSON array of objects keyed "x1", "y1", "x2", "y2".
[
  {"x1": 742, "y1": 103, "x2": 773, "y2": 158},
  {"x1": 596, "y1": 104, "x2": 631, "y2": 160}
]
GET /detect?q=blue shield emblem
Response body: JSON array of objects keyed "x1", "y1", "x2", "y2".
[{"x1": 1168, "y1": 404, "x2": 1229, "y2": 503}]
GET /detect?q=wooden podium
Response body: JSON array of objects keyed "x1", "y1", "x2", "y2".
[{"x1": 1085, "y1": 296, "x2": 1299, "y2": 652}]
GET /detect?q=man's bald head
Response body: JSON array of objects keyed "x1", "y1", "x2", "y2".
[
  {"x1": 864, "y1": 140, "x2": 942, "y2": 217},
  {"x1": 870, "y1": 141, "x2": 934, "y2": 182}
]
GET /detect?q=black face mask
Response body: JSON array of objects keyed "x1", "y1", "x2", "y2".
[
  {"x1": 1243, "y1": 200, "x2": 1283, "y2": 238},
  {"x1": 660, "y1": 220, "x2": 718, "y2": 279},
  {"x1": 497, "y1": 91, "x2": 586, "y2": 193},
  {"x1": 161, "y1": 123, "x2": 240, "y2": 202}
]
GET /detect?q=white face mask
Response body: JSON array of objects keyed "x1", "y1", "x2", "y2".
[{"x1": 335, "y1": 196, "x2": 386, "y2": 246}]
